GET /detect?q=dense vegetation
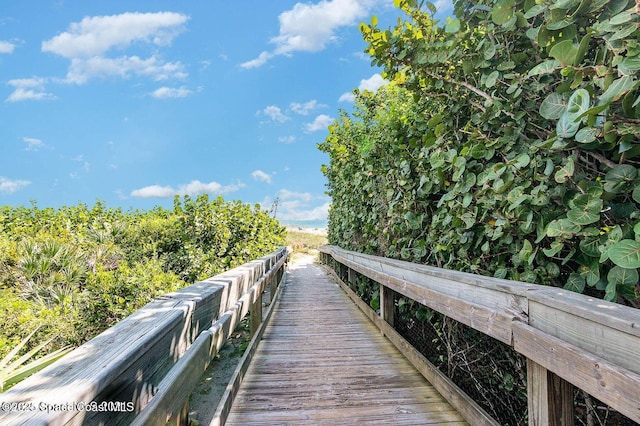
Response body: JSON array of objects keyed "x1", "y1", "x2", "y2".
[
  {"x1": 320, "y1": 0, "x2": 640, "y2": 306},
  {"x1": 0, "y1": 196, "x2": 285, "y2": 362},
  {"x1": 320, "y1": 1, "x2": 638, "y2": 421}
]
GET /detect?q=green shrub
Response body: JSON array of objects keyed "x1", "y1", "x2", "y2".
[
  {"x1": 320, "y1": 0, "x2": 639, "y2": 305},
  {"x1": 0, "y1": 195, "x2": 286, "y2": 387}
]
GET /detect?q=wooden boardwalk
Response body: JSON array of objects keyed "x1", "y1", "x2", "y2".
[{"x1": 224, "y1": 257, "x2": 467, "y2": 425}]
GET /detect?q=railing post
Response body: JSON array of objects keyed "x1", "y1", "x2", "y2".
[
  {"x1": 250, "y1": 290, "x2": 263, "y2": 337},
  {"x1": 527, "y1": 358, "x2": 574, "y2": 426},
  {"x1": 269, "y1": 273, "x2": 277, "y2": 303},
  {"x1": 167, "y1": 400, "x2": 190, "y2": 426},
  {"x1": 380, "y1": 284, "x2": 395, "y2": 327}
]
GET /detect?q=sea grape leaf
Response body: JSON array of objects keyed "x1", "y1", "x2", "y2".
[
  {"x1": 609, "y1": 239, "x2": 640, "y2": 268},
  {"x1": 492, "y1": 0, "x2": 515, "y2": 25},
  {"x1": 564, "y1": 273, "x2": 585, "y2": 293},
  {"x1": 549, "y1": 40, "x2": 578, "y2": 66},
  {"x1": 540, "y1": 92, "x2": 567, "y2": 119},
  {"x1": 607, "y1": 266, "x2": 639, "y2": 287}
]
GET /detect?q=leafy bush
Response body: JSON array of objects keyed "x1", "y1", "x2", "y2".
[
  {"x1": 320, "y1": 0, "x2": 639, "y2": 306},
  {"x1": 0, "y1": 196, "x2": 286, "y2": 376},
  {"x1": 0, "y1": 327, "x2": 72, "y2": 392}
]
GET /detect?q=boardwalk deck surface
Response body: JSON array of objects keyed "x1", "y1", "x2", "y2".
[{"x1": 224, "y1": 257, "x2": 468, "y2": 425}]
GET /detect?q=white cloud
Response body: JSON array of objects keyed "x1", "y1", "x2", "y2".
[
  {"x1": 279, "y1": 189, "x2": 313, "y2": 202},
  {"x1": 359, "y1": 73, "x2": 388, "y2": 91},
  {"x1": 0, "y1": 40, "x2": 15, "y2": 54},
  {"x1": 41, "y1": 12, "x2": 189, "y2": 84},
  {"x1": 6, "y1": 78, "x2": 56, "y2": 102},
  {"x1": 65, "y1": 55, "x2": 187, "y2": 84},
  {"x1": 241, "y1": 0, "x2": 374, "y2": 68},
  {"x1": 73, "y1": 155, "x2": 90, "y2": 172},
  {"x1": 263, "y1": 190, "x2": 329, "y2": 221},
  {"x1": 252, "y1": 170, "x2": 273, "y2": 184},
  {"x1": 279, "y1": 201, "x2": 330, "y2": 221},
  {"x1": 278, "y1": 135, "x2": 296, "y2": 144},
  {"x1": 151, "y1": 86, "x2": 192, "y2": 99},
  {"x1": 23, "y1": 137, "x2": 45, "y2": 151},
  {"x1": 339, "y1": 73, "x2": 388, "y2": 102},
  {"x1": 131, "y1": 180, "x2": 245, "y2": 198},
  {"x1": 338, "y1": 92, "x2": 356, "y2": 103},
  {"x1": 260, "y1": 105, "x2": 289, "y2": 123},
  {"x1": 42, "y1": 12, "x2": 188, "y2": 58},
  {"x1": 273, "y1": 0, "x2": 372, "y2": 54},
  {"x1": 305, "y1": 114, "x2": 333, "y2": 132},
  {"x1": 0, "y1": 177, "x2": 31, "y2": 194},
  {"x1": 9, "y1": 77, "x2": 48, "y2": 88},
  {"x1": 130, "y1": 185, "x2": 175, "y2": 198},
  {"x1": 290, "y1": 99, "x2": 326, "y2": 115},
  {"x1": 240, "y1": 51, "x2": 273, "y2": 70}
]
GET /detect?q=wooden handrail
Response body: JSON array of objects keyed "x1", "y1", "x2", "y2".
[
  {"x1": 320, "y1": 245, "x2": 640, "y2": 425},
  {"x1": 0, "y1": 247, "x2": 290, "y2": 426}
]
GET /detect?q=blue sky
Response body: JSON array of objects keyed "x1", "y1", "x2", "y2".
[{"x1": 1, "y1": 0, "x2": 452, "y2": 224}]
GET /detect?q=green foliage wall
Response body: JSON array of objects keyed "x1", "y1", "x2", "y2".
[
  {"x1": 319, "y1": 0, "x2": 639, "y2": 306},
  {"x1": 0, "y1": 196, "x2": 285, "y2": 361}
]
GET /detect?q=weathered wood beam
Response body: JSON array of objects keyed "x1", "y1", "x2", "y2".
[
  {"x1": 323, "y1": 264, "x2": 499, "y2": 426},
  {"x1": 380, "y1": 284, "x2": 395, "y2": 327},
  {"x1": 0, "y1": 247, "x2": 290, "y2": 426},
  {"x1": 515, "y1": 322, "x2": 640, "y2": 423},
  {"x1": 320, "y1": 245, "x2": 640, "y2": 424},
  {"x1": 526, "y1": 359, "x2": 574, "y2": 426}
]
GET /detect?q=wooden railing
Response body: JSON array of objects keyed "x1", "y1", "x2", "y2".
[
  {"x1": 0, "y1": 247, "x2": 290, "y2": 426},
  {"x1": 320, "y1": 245, "x2": 640, "y2": 426}
]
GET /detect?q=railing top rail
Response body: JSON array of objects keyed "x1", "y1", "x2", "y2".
[
  {"x1": 320, "y1": 245, "x2": 640, "y2": 423},
  {"x1": 0, "y1": 247, "x2": 290, "y2": 426},
  {"x1": 320, "y1": 245, "x2": 640, "y2": 339}
]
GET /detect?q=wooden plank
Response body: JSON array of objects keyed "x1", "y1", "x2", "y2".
[
  {"x1": 131, "y1": 251, "x2": 290, "y2": 425},
  {"x1": 325, "y1": 265, "x2": 499, "y2": 426},
  {"x1": 528, "y1": 288, "x2": 640, "y2": 337},
  {"x1": 210, "y1": 260, "x2": 286, "y2": 426},
  {"x1": 0, "y1": 247, "x2": 289, "y2": 426},
  {"x1": 249, "y1": 294, "x2": 262, "y2": 337},
  {"x1": 225, "y1": 258, "x2": 468, "y2": 425},
  {"x1": 528, "y1": 290, "x2": 640, "y2": 375},
  {"x1": 0, "y1": 298, "x2": 195, "y2": 425},
  {"x1": 228, "y1": 402, "x2": 462, "y2": 424},
  {"x1": 321, "y1": 245, "x2": 640, "y2": 424},
  {"x1": 526, "y1": 359, "x2": 574, "y2": 426},
  {"x1": 132, "y1": 286, "x2": 259, "y2": 424},
  {"x1": 337, "y1": 247, "x2": 535, "y2": 295},
  {"x1": 380, "y1": 284, "x2": 395, "y2": 327},
  {"x1": 324, "y1": 245, "x2": 533, "y2": 316},
  {"x1": 132, "y1": 330, "x2": 214, "y2": 426},
  {"x1": 323, "y1": 246, "x2": 522, "y2": 344},
  {"x1": 514, "y1": 322, "x2": 640, "y2": 423}
]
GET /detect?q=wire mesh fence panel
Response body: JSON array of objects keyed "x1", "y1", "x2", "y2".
[
  {"x1": 393, "y1": 294, "x2": 528, "y2": 426},
  {"x1": 323, "y1": 256, "x2": 640, "y2": 426},
  {"x1": 574, "y1": 389, "x2": 639, "y2": 426}
]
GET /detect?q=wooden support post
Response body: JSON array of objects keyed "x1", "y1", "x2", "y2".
[
  {"x1": 167, "y1": 399, "x2": 189, "y2": 426},
  {"x1": 347, "y1": 267, "x2": 354, "y2": 285},
  {"x1": 380, "y1": 284, "x2": 395, "y2": 327},
  {"x1": 250, "y1": 291, "x2": 263, "y2": 338},
  {"x1": 277, "y1": 267, "x2": 284, "y2": 286},
  {"x1": 527, "y1": 358, "x2": 575, "y2": 426},
  {"x1": 269, "y1": 274, "x2": 277, "y2": 303}
]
